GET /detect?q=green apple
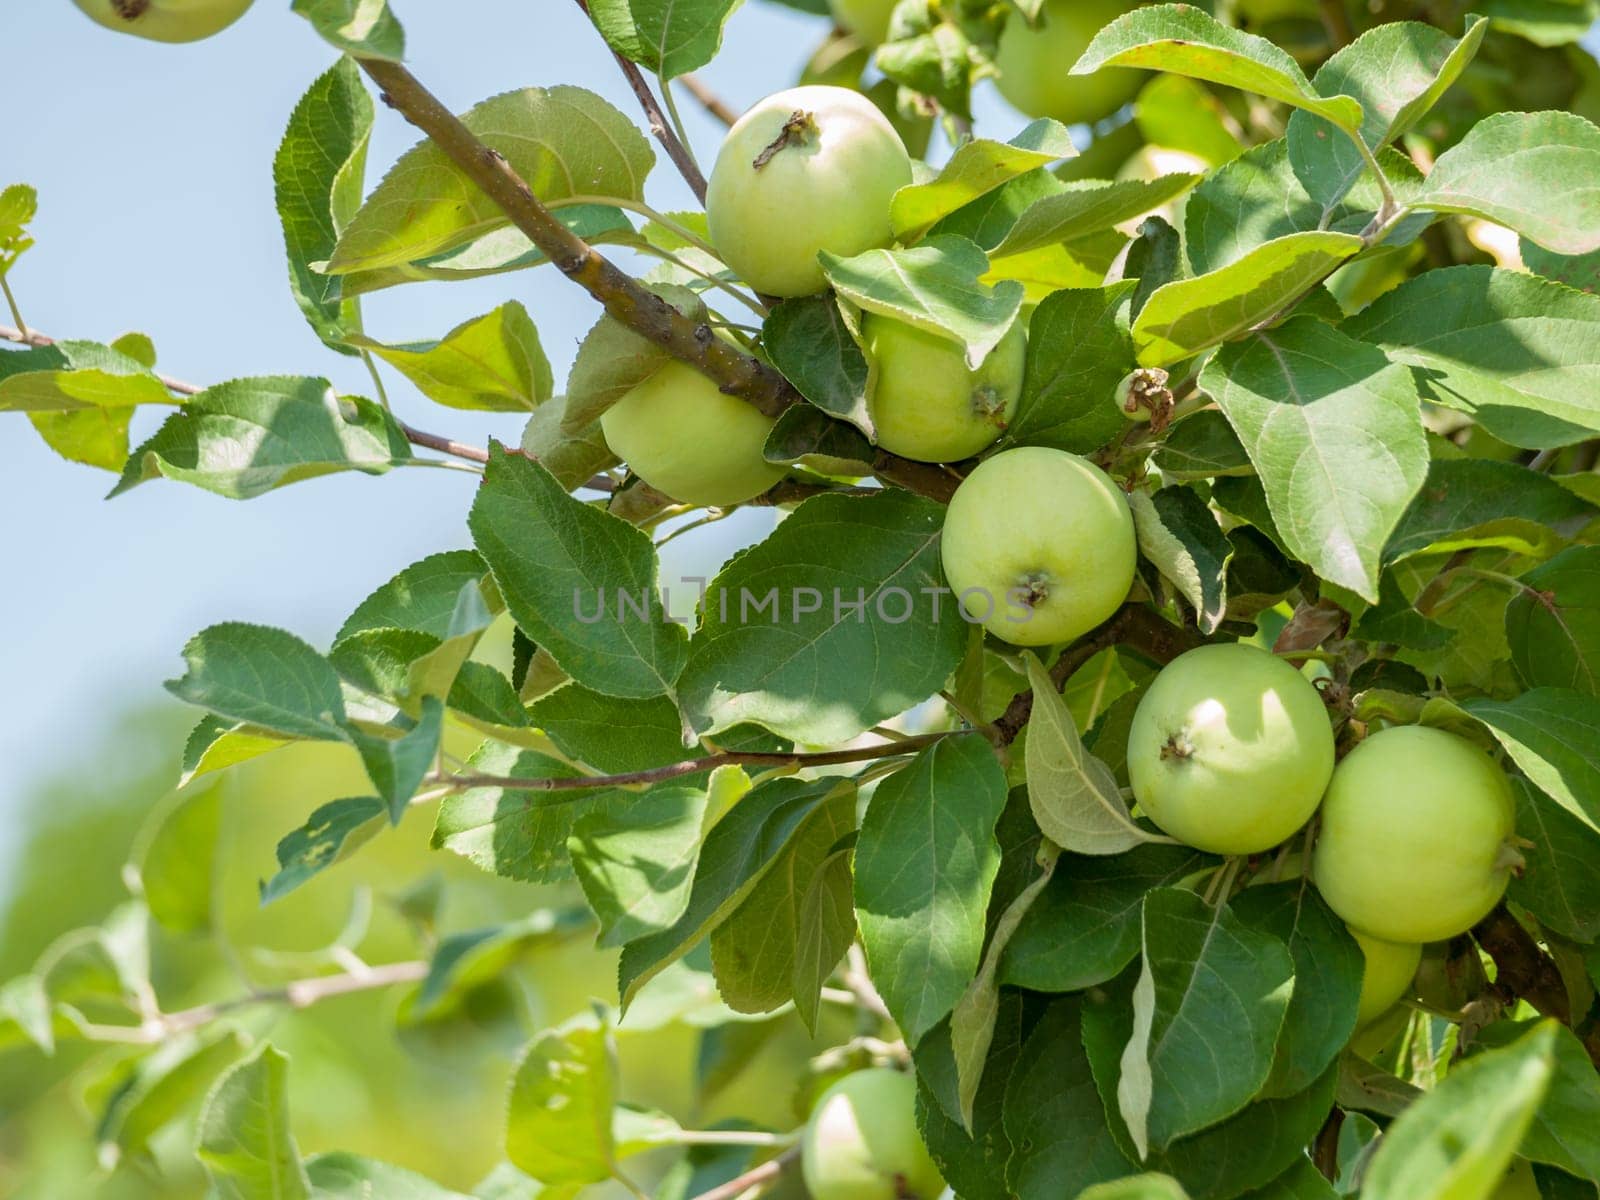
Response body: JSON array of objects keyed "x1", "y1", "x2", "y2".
[
  {"x1": 940, "y1": 446, "x2": 1135, "y2": 646},
  {"x1": 1313, "y1": 725, "x2": 1517, "y2": 944},
  {"x1": 993, "y1": 0, "x2": 1144, "y2": 126},
  {"x1": 73, "y1": 0, "x2": 253, "y2": 41},
  {"x1": 599, "y1": 361, "x2": 785, "y2": 507},
  {"x1": 829, "y1": 0, "x2": 898, "y2": 46},
  {"x1": 1492, "y1": 1159, "x2": 1542, "y2": 1200},
  {"x1": 707, "y1": 86, "x2": 913, "y2": 298},
  {"x1": 1127, "y1": 643, "x2": 1334, "y2": 855},
  {"x1": 801, "y1": 1068, "x2": 945, "y2": 1200},
  {"x1": 1113, "y1": 367, "x2": 1172, "y2": 425},
  {"x1": 1351, "y1": 930, "x2": 1421, "y2": 1028},
  {"x1": 865, "y1": 315, "x2": 1025, "y2": 463}
]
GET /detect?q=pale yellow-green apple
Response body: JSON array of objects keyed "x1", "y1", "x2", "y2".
[
  {"x1": 1127, "y1": 643, "x2": 1334, "y2": 855},
  {"x1": 1113, "y1": 367, "x2": 1172, "y2": 424},
  {"x1": 829, "y1": 0, "x2": 898, "y2": 46},
  {"x1": 599, "y1": 361, "x2": 784, "y2": 507},
  {"x1": 993, "y1": 0, "x2": 1144, "y2": 125},
  {"x1": 1314, "y1": 725, "x2": 1517, "y2": 944},
  {"x1": 939, "y1": 446, "x2": 1135, "y2": 646},
  {"x1": 1351, "y1": 930, "x2": 1422, "y2": 1028},
  {"x1": 1492, "y1": 1159, "x2": 1543, "y2": 1200},
  {"x1": 73, "y1": 0, "x2": 253, "y2": 41},
  {"x1": 864, "y1": 315, "x2": 1026, "y2": 462},
  {"x1": 801, "y1": 1068, "x2": 945, "y2": 1200},
  {"x1": 707, "y1": 86, "x2": 913, "y2": 298}
]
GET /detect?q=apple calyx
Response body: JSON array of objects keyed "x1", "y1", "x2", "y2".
[
  {"x1": 1160, "y1": 730, "x2": 1196, "y2": 763},
  {"x1": 971, "y1": 384, "x2": 1010, "y2": 428},
  {"x1": 113, "y1": 0, "x2": 152, "y2": 17},
  {"x1": 1014, "y1": 569, "x2": 1052, "y2": 610},
  {"x1": 752, "y1": 110, "x2": 819, "y2": 169},
  {"x1": 1494, "y1": 839, "x2": 1530, "y2": 875},
  {"x1": 1117, "y1": 366, "x2": 1175, "y2": 429}
]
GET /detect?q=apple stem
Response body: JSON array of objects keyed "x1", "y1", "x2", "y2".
[{"x1": 752, "y1": 110, "x2": 818, "y2": 170}]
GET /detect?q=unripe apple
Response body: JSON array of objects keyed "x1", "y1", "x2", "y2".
[
  {"x1": 864, "y1": 315, "x2": 1025, "y2": 463},
  {"x1": 73, "y1": 0, "x2": 253, "y2": 42},
  {"x1": 707, "y1": 86, "x2": 913, "y2": 298},
  {"x1": 1492, "y1": 1159, "x2": 1542, "y2": 1200},
  {"x1": 1313, "y1": 725, "x2": 1518, "y2": 944},
  {"x1": 599, "y1": 361, "x2": 785, "y2": 507},
  {"x1": 1351, "y1": 930, "x2": 1421, "y2": 1027},
  {"x1": 1113, "y1": 367, "x2": 1172, "y2": 426},
  {"x1": 1127, "y1": 643, "x2": 1334, "y2": 855},
  {"x1": 993, "y1": 0, "x2": 1144, "y2": 126},
  {"x1": 801, "y1": 1068, "x2": 945, "y2": 1200},
  {"x1": 940, "y1": 446, "x2": 1135, "y2": 646},
  {"x1": 829, "y1": 0, "x2": 898, "y2": 46}
]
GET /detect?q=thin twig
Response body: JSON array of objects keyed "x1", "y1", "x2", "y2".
[
  {"x1": 679, "y1": 74, "x2": 739, "y2": 127},
  {"x1": 1, "y1": 276, "x2": 29, "y2": 337},
  {"x1": 571, "y1": 0, "x2": 708, "y2": 202},
  {"x1": 433, "y1": 731, "x2": 952, "y2": 794},
  {"x1": 692, "y1": 1146, "x2": 801, "y2": 1200}
]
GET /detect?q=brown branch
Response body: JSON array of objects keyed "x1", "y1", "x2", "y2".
[
  {"x1": 571, "y1": 0, "x2": 709, "y2": 202},
  {"x1": 692, "y1": 1146, "x2": 801, "y2": 1200},
  {"x1": 435, "y1": 731, "x2": 951, "y2": 793},
  {"x1": 1312, "y1": 1107, "x2": 1344, "y2": 1182},
  {"x1": 1318, "y1": 0, "x2": 1354, "y2": 47},
  {"x1": 680, "y1": 73, "x2": 739, "y2": 127},
  {"x1": 992, "y1": 605, "x2": 1204, "y2": 745},
  {"x1": 1472, "y1": 904, "x2": 1573, "y2": 1026}
]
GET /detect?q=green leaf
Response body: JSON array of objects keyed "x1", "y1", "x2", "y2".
[
  {"x1": 855, "y1": 735, "x2": 1008, "y2": 1044},
  {"x1": 0, "y1": 181, "x2": 38, "y2": 270},
  {"x1": 0, "y1": 338, "x2": 173, "y2": 413},
  {"x1": 991, "y1": 176, "x2": 1202, "y2": 260},
  {"x1": 129, "y1": 786, "x2": 222, "y2": 935},
  {"x1": 260, "y1": 796, "x2": 387, "y2": 904},
  {"x1": 1007, "y1": 283, "x2": 1136, "y2": 454},
  {"x1": 890, "y1": 120, "x2": 1077, "y2": 242},
  {"x1": 1003, "y1": 1001, "x2": 1137, "y2": 1199},
  {"x1": 347, "y1": 302, "x2": 552, "y2": 412},
  {"x1": 196, "y1": 1044, "x2": 311, "y2": 1200},
  {"x1": 528, "y1": 684, "x2": 729, "y2": 775},
  {"x1": 431, "y1": 742, "x2": 616, "y2": 883},
  {"x1": 180, "y1": 718, "x2": 290, "y2": 786},
  {"x1": 506, "y1": 1013, "x2": 616, "y2": 1185},
  {"x1": 26, "y1": 407, "x2": 134, "y2": 472},
  {"x1": 469, "y1": 445, "x2": 687, "y2": 699},
  {"x1": 1343, "y1": 265, "x2": 1600, "y2": 450},
  {"x1": 97, "y1": 1028, "x2": 250, "y2": 1165},
  {"x1": 792, "y1": 841, "x2": 856, "y2": 1035},
  {"x1": 1134, "y1": 232, "x2": 1364, "y2": 367},
  {"x1": 1151, "y1": 411, "x2": 1252, "y2": 481},
  {"x1": 1474, "y1": 1021, "x2": 1600, "y2": 1186},
  {"x1": 1072, "y1": 4, "x2": 1364, "y2": 131},
  {"x1": 166, "y1": 623, "x2": 348, "y2": 742},
  {"x1": 950, "y1": 843, "x2": 1060, "y2": 1129},
  {"x1": 1130, "y1": 488, "x2": 1233, "y2": 634},
  {"x1": 351, "y1": 696, "x2": 444, "y2": 822},
  {"x1": 1022, "y1": 653, "x2": 1158, "y2": 856},
  {"x1": 1285, "y1": 19, "x2": 1487, "y2": 208},
  {"x1": 761, "y1": 296, "x2": 872, "y2": 435},
  {"x1": 1229, "y1": 883, "x2": 1362, "y2": 1099},
  {"x1": 1200, "y1": 318, "x2": 1428, "y2": 602},
  {"x1": 678, "y1": 490, "x2": 965, "y2": 744},
  {"x1": 305, "y1": 1153, "x2": 473, "y2": 1199},
  {"x1": 409, "y1": 910, "x2": 583, "y2": 1021},
  {"x1": 763, "y1": 404, "x2": 875, "y2": 467},
  {"x1": 338, "y1": 550, "x2": 493, "y2": 642},
  {"x1": 112, "y1": 377, "x2": 412, "y2": 500},
  {"x1": 1416, "y1": 112, "x2": 1600, "y2": 257},
  {"x1": 0, "y1": 975, "x2": 56, "y2": 1055},
  {"x1": 711, "y1": 786, "x2": 857, "y2": 1014},
  {"x1": 1506, "y1": 546, "x2": 1600, "y2": 695},
  {"x1": 1385, "y1": 459, "x2": 1598, "y2": 565},
  {"x1": 1360, "y1": 1022, "x2": 1558, "y2": 1200},
  {"x1": 520, "y1": 393, "x2": 619, "y2": 490},
  {"x1": 1522, "y1": 239, "x2": 1600, "y2": 294},
  {"x1": 914, "y1": 992, "x2": 1028, "y2": 1200},
  {"x1": 1001, "y1": 843, "x2": 1213, "y2": 992},
  {"x1": 1184, "y1": 140, "x2": 1426, "y2": 277},
  {"x1": 274, "y1": 59, "x2": 372, "y2": 354},
  {"x1": 328, "y1": 88, "x2": 653, "y2": 275},
  {"x1": 1508, "y1": 778, "x2": 1600, "y2": 944},
  {"x1": 1460, "y1": 689, "x2": 1600, "y2": 833},
  {"x1": 568, "y1": 785, "x2": 708, "y2": 948},
  {"x1": 587, "y1": 0, "x2": 742, "y2": 79},
  {"x1": 820, "y1": 235, "x2": 1025, "y2": 369},
  {"x1": 1118, "y1": 887, "x2": 1295, "y2": 1156},
  {"x1": 617, "y1": 777, "x2": 841, "y2": 1008},
  {"x1": 291, "y1": 0, "x2": 405, "y2": 60}
]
